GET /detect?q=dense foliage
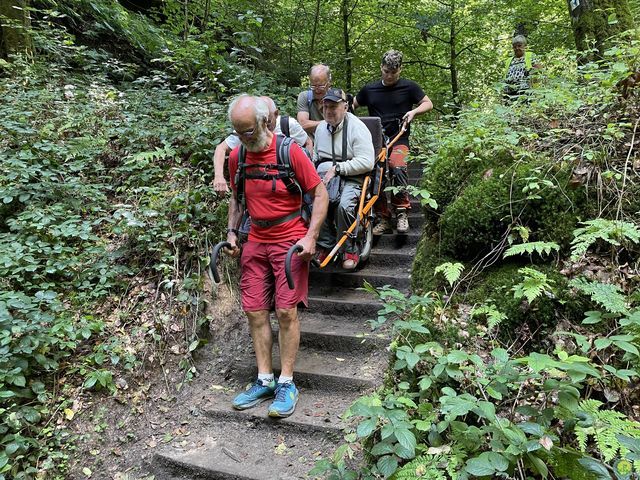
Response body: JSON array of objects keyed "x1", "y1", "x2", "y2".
[
  {"x1": 312, "y1": 34, "x2": 640, "y2": 480},
  {"x1": 0, "y1": 44, "x2": 232, "y2": 480},
  {"x1": 1, "y1": 0, "x2": 640, "y2": 478}
]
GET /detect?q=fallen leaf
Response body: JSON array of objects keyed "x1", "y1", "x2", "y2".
[
  {"x1": 539, "y1": 435, "x2": 553, "y2": 451},
  {"x1": 82, "y1": 467, "x2": 92, "y2": 477},
  {"x1": 64, "y1": 408, "x2": 75, "y2": 421},
  {"x1": 274, "y1": 442, "x2": 287, "y2": 455},
  {"x1": 427, "y1": 445, "x2": 451, "y2": 455}
]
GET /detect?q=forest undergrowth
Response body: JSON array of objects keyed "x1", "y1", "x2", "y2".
[
  {"x1": 2, "y1": 1, "x2": 640, "y2": 479},
  {"x1": 313, "y1": 41, "x2": 640, "y2": 480}
]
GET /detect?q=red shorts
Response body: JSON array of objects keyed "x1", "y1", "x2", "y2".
[{"x1": 240, "y1": 239, "x2": 309, "y2": 312}]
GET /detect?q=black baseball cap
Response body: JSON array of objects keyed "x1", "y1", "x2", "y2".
[{"x1": 322, "y1": 88, "x2": 347, "y2": 102}]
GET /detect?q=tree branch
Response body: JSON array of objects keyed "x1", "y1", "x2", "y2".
[
  {"x1": 403, "y1": 59, "x2": 449, "y2": 70},
  {"x1": 454, "y1": 44, "x2": 474, "y2": 59}
]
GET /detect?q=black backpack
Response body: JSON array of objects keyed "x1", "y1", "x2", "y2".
[
  {"x1": 280, "y1": 115, "x2": 290, "y2": 138},
  {"x1": 234, "y1": 135, "x2": 310, "y2": 242}
]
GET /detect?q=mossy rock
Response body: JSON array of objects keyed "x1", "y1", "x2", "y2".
[
  {"x1": 411, "y1": 232, "x2": 460, "y2": 293},
  {"x1": 423, "y1": 145, "x2": 517, "y2": 215},
  {"x1": 463, "y1": 263, "x2": 587, "y2": 345},
  {"x1": 439, "y1": 159, "x2": 587, "y2": 260}
]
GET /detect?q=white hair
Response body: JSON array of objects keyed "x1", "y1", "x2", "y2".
[
  {"x1": 512, "y1": 35, "x2": 527, "y2": 45},
  {"x1": 227, "y1": 94, "x2": 269, "y2": 124},
  {"x1": 310, "y1": 64, "x2": 332, "y2": 82}
]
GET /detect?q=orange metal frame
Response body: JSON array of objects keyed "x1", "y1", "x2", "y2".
[{"x1": 318, "y1": 122, "x2": 407, "y2": 268}]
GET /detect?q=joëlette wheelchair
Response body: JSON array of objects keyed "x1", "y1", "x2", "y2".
[{"x1": 209, "y1": 117, "x2": 407, "y2": 290}]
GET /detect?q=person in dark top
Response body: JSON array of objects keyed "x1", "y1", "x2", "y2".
[{"x1": 353, "y1": 49, "x2": 433, "y2": 234}]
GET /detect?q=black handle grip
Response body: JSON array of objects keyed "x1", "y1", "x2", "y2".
[
  {"x1": 285, "y1": 244, "x2": 304, "y2": 289},
  {"x1": 210, "y1": 241, "x2": 232, "y2": 284}
]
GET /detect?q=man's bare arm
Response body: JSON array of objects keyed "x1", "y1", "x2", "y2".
[
  {"x1": 403, "y1": 95, "x2": 433, "y2": 124},
  {"x1": 297, "y1": 111, "x2": 322, "y2": 136},
  {"x1": 213, "y1": 140, "x2": 231, "y2": 193},
  {"x1": 224, "y1": 194, "x2": 242, "y2": 257}
]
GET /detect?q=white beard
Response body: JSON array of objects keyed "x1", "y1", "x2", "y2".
[{"x1": 244, "y1": 126, "x2": 270, "y2": 153}]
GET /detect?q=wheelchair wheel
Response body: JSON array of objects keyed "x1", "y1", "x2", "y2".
[{"x1": 357, "y1": 218, "x2": 373, "y2": 268}]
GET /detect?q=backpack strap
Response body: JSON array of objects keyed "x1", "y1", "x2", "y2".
[
  {"x1": 280, "y1": 115, "x2": 290, "y2": 138},
  {"x1": 330, "y1": 114, "x2": 349, "y2": 165},
  {"x1": 235, "y1": 135, "x2": 305, "y2": 230},
  {"x1": 277, "y1": 134, "x2": 302, "y2": 196},
  {"x1": 235, "y1": 144, "x2": 248, "y2": 213}
]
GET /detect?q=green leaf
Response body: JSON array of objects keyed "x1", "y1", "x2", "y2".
[
  {"x1": 582, "y1": 311, "x2": 602, "y2": 324},
  {"x1": 613, "y1": 341, "x2": 639, "y2": 356},
  {"x1": 578, "y1": 458, "x2": 612, "y2": 480},
  {"x1": 434, "y1": 262, "x2": 464, "y2": 286},
  {"x1": 527, "y1": 453, "x2": 548, "y2": 478},
  {"x1": 465, "y1": 455, "x2": 495, "y2": 476},
  {"x1": 594, "y1": 338, "x2": 613, "y2": 350},
  {"x1": 357, "y1": 419, "x2": 377, "y2": 438},
  {"x1": 394, "y1": 428, "x2": 416, "y2": 453},
  {"x1": 503, "y1": 241, "x2": 559, "y2": 258},
  {"x1": 376, "y1": 455, "x2": 398, "y2": 477},
  {"x1": 371, "y1": 442, "x2": 395, "y2": 456},
  {"x1": 405, "y1": 352, "x2": 420, "y2": 369}
]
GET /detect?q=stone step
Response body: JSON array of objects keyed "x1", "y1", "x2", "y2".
[
  {"x1": 368, "y1": 247, "x2": 416, "y2": 268},
  {"x1": 230, "y1": 344, "x2": 385, "y2": 392},
  {"x1": 273, "y1": 312, "x2": 388, "y2": 353},
  {"x1": 151, "y1": 416, "x2": 340, "y2": 480},
  {"x1": 199, "y1": 387, "x2": 360, "y2": 435},
  {"x1": 373, "y1": 231, "x2": 420, "y2": 249},
  {"x1": 307, "y1": 287, "x2": 382, "y2": 317},
  {"x1": 410, "y1": 198, "x2": 422, "y2": 209},
  {"x1": 309, "y1": 265, "x2": 411, "y2": 290}
]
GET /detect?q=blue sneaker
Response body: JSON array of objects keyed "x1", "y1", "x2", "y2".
[
  {"x1": 268, "y1": 382, "x2": 299, "y2": 418},
  {"x1": 232, "y1": 379, "x2": 276, "y2": 410}
]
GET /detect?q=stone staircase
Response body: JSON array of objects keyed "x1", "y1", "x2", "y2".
[{"x1": 148, "y1": 162, "x2": 424, "y2": 479}]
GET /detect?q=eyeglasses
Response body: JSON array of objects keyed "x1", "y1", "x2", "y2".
[
  {"x1": 310, "y1": 82, "x2": 329, "y2": 90},
  {"x1": 233, "y1": 125, "x2": 257, "y2": 137}
]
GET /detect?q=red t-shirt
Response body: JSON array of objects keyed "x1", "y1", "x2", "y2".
[{"x1": 229, "y1": 135, "x2": 321, "y2": 243}]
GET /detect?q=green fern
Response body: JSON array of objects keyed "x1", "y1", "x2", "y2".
[
  {"x1": 127, "y1": 145, "x2": 177, "y2": 165},
  {"x1": 569, "y1": 278, "x2": 629, "y2": 314},
  {"x1": 434, "y1": 262, "x2": 464, "y2": 286},
  {"x1": 503, "y1": 241, "x2": 560, "y2": 259},
  {"x1": 512, "y1": 267, "x2": 555, "y2": 303},
  {"x1": 391, "y1": 456, "x2": 446, "y2": 480},
  {"x1": 574, "y1": 399, "x2": 640, "y2": 462},
  {"x1": 471, "y1": 304, "x2": 507, "y2": 330},
  {"x1": 571, "y1": 219, "x2": 640, "y2": 260}
]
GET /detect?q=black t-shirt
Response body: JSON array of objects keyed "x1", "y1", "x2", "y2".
[{"x1": 355, "y1": 78, "x2": 425, "y2": 146}]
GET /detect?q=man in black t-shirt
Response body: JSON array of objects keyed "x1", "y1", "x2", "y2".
[{"x1": 353, "y1": 50, "x2": 433, "y2": 234}]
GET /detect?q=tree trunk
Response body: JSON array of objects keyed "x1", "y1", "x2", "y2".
[
  {"x1": 568, "y1": 0, "x2": 635, "y2": 61},
  {"x1": 202, "y1": 0, "x2": 211, "y2": 33},
  {"x1": 341, "y1": 0, "x2": 351, "y2": 91},
  {"x1": 0, "y1": 0, "x2": 32, "y2": 59},
  {"x1": 449, "y1": 0, "x2": 460, "y2": 115},
  {"x1": 309, "y1": 0, "x2": 321, "y2": 60}
]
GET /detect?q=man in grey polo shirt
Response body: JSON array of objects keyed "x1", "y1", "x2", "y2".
[
  {"x1": 314, "y1": 88, "x2": 374, "y2": 270},
  {"x1": 213, "y1": 97, "x2": 310, "y2": 193},
  {"x1": 297, "y1": 64, "x2": 331, "y2": 137}
]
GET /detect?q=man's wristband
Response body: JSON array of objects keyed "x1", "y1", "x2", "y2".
[{"x1": 227, "y1": 228, "x2": 238, "y2": 234}]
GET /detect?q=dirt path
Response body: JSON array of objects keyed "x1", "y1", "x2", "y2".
[{"x1": 137, "y1": 164, "x2": 423, "y2": 479}]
